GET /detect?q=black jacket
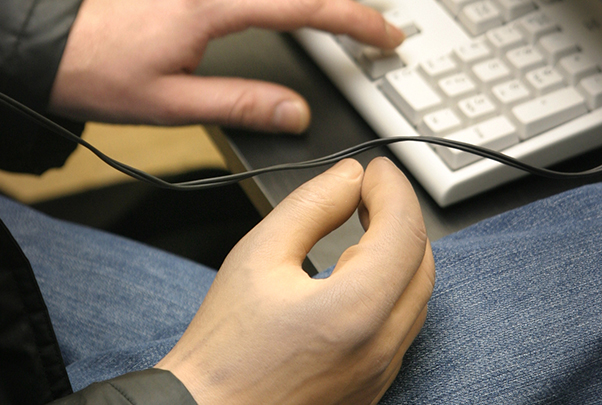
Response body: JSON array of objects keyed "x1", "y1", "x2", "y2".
[{"x1": 0, "y1": 1, "x2": 195, "y2": 403}]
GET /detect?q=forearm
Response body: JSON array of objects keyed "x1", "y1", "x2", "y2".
[
  {"x1": 48, "y1": 369, "x2": 196, "y2": 405},
  {"x1": 0, "y1": 0, "x2": 85, "y2": 174},
  {"x1": 0, "y1": 0, "x2": 83, "y2": 109}
]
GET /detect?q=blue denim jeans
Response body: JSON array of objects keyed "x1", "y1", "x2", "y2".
[
  {"x1": 0, "y1": 194, "x2": 217, "y2": 391},
  {"x1": 1, "y1": 182, "x2": 601, "y2": 403}
]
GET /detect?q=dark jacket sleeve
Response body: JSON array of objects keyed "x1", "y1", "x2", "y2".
[
  {"x1": 49, "y1": 369, "x2": 197, "y2": 405},
  {"x1": 0, "y1": 0, "x2": 85, "y2": 174},
  {"x1": 0, "y1": 3, "x2": 198, "y2": 404}
]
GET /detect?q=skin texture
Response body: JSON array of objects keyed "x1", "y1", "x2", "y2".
[
  {"x1": 155, "y1": 158, "x2": 435, "y2": 404},
  {"x1": 48, "y1": 1, "x2": 434, "y2": 403},
  {"x1": 49, "y1": 0, "x2": 405, "y2": 132}
]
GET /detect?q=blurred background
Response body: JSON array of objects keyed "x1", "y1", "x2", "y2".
[{"x1": 0, "y1": 123, "x2": 261, "y2": 270}]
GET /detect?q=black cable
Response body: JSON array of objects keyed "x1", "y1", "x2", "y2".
[{"x1": 1, "y1": 91, "x2": 601, "y2": 191}]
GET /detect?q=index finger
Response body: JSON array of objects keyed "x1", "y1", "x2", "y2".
[
  {"x1": 202, "y1": 0, "x2": 405, "y2": 49},
  {"x1": 331, "y1": 157, "x2": 428, "y2": 309}
]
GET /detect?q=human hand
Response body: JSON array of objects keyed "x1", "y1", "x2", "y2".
[
  {"x1": 155, "y1": 157, "x2": 435, "y2": 404},
  {"x1": 48, "y1": 0, "x2": 404, "y2": 133}
]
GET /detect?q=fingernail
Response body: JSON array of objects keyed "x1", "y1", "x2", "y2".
[
  {"x1": 377, "y1": 156, "x2": 398, "y2": 169},
  {"x1": 380, "y1": 156, "x2": 395, "y2": 165},
  {"x1": 272, "y1": 100, "x2": 310, "y2": 134},
  {"x1": 385, "y1": 23, "x2": 405, "y2": 47}
]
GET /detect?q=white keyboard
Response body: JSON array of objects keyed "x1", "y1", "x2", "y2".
[{"x1": 293, "y1": 0, "x2": 602, "y2": 206}]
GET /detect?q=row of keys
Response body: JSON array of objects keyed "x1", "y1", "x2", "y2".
[
  {"x1": 434, "y1": 86, "x2": 589, "y2": 169},
  {"x1": 443, "y1": 0, "x2": 539, "y2": 36},
  {"x1": 443, "y1": 0, "x2": 535, "y2": 19},
  {"x1": 386, "y1": 82, "x2": 590, "y2": 169},
  {"x1": 381, "y1": 49, "x2": 600, "y2": 127},
  {"x1": 340, "y1": 7, "x2": 580, "y2": 82},
  {"x1": 380, "y1": 46, "x2": 600, "y2": 169},
  {"x1": 444, "y1": 15, "x2": 584, "y2": 67}
]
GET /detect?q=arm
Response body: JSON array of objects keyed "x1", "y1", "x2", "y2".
[
  {"x1": 48, "y1": 369, "x2": 196, "y2": 405},
  {"x1": 46, "y1": 157, "x2": 434, "y2": 404},
  {"x1": 0, "y1": 0, "x2": 85, "y2": 174},
  {"x1": 5, "y1": 1, "x2": 427, "y2": 403}
]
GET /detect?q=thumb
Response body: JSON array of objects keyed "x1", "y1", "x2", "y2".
[
  {"x1": 148, "y1": 75, "x2": 311, "y2": 133},
  {"x1": 228, "y1": 159, "x2": 364, "y2": 270}
]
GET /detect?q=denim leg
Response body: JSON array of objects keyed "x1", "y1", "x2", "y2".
[
  {"x1": 380, "y1": 182, "x2": 602, "y2": 404},
  {"x1": 3, "y1": 181, "x2": 601, "y2": 400},
  {"x1": 0, "y1": 195, "x2": 217, "y2": 391}
]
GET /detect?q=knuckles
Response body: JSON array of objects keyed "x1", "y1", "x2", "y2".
[{"x1": 226, "y1": 88, "x2": 265, "y2": 130}]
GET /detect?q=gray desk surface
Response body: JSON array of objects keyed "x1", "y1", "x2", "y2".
[{"x1": 197, "y1": 28, "x2": 602, "y2": 273}]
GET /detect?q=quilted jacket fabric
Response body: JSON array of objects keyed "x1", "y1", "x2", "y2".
[{"x1": 0, "y1": 2, "x2": 196, "y2": 403}]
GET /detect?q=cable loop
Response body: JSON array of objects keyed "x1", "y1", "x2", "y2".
[{"x1": 1, "y1": 91, "x2": 600, "y2": 191}]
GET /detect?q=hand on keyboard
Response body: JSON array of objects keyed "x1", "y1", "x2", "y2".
[{"x1": 48, "y1": 0, "x2": 405, "y2": 134}]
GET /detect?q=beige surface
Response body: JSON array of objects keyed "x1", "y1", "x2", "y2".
[{"x1": 0, "y1": 122, "x2": 226, "y2": 203}]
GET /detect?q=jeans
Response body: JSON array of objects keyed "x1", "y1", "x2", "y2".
[
  {"x1": 1, "y1": 182, "x2": 601, "y2": 403},
  {"x1": 380, "y1": 182, "x2": 602, "y2": 404},
  {"x1": 0, "y1": 194, "x2": 217, "y2": 391}
]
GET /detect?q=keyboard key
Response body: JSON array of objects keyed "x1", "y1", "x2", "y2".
[
  {"x1": 457, "y1": 94, "x2": 498, "y2": 123},
  {"x1": 577, "y1": 73, "x2": 602, "y2": 110},
  {"x1": 485, "y1": 24, "x2": 526, "y2": 55},
  {"x1": 383, "y1": 9, "x2": 420, "y2": 38},
  {"x1": 419, "y1": 108, "x2": 464, "y2": 136},
  {"x1": 459, "y1": 1, "x2": 503, "y2": 36},
  {"x1": 359, "y1": 47, "x2": 404, "y2": 79},
  {"x1": 439, "y1": 73, "x2": 479, "y2": 101},
  {"x1": 381, "y1": 68, "x2": 444, "y2": 125},
  {"x1": 442, "y1": 0, "x2": 479, "y2": 16},
  {"x1": 537, "y1": 32, "x2": 579, "y2": 64},
  {"x1": 557, "y1": 53, "x2": 600, "y2": 86},
  {"x1": 517, "y1": 12, "x2": 559, "y2": 43},
  {"x1": 419, "y1": 55, "x2": 460, "y2": 84},
  {"x1": 491, "y1": 0, "x2": 536, "y2": 22},
  {"x1": 505, "y1": 45, "x2": 546, "y2": 75},
  {"x1": 453, "y1": 41, "x2": 493, "y2": 67},
  {"x1": 511, "y1": 87, "x2": 587, "y2": 139},
  {"x1": 337, "y1": 35, "x2": 365, "y2": 60},
  {"x1": 491, "y1": 79, "x2": 531, "y2": 110},
  {"x1": 436, "y1": 116, "x2": 519, "y2": 169},
  {"x1": 524, "y1": 66, "x2": 565, "y2": 95},
  {"x1": 472, "y1": 58, "x2": 512, "y2": 88}
]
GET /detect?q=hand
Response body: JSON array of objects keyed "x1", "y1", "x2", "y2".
[
  {"x1": 48, "y1": 0, "x2": 404, "y2": 133},
  {"x1": 155, "y1": 158, "x2": 435, "y2": 404}
]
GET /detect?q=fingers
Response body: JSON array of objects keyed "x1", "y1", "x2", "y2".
[
  {"x1": 50, "y1": 0, "x2": 403, "y2": 130},
  {"x1": 332, "y1": 157, "x2": 428, "y2": 313},
  {"x1": 204, "y1": 0, "x2": 404, "y2": 50},
  {"x1": 145, "y1": 75, "x2": 310, "y2": 133},
  {"x1": 230, "y1": 159, "x2": 364, "y2": 268},
  {"x1": 51, "y1": 60, "x2": 312, "y2": 133}
]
